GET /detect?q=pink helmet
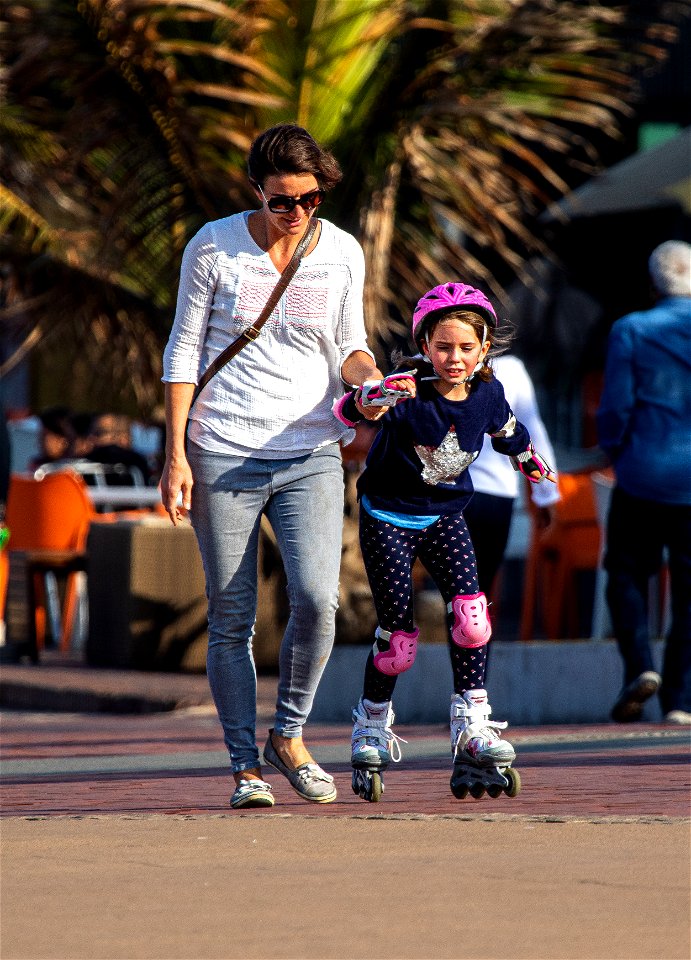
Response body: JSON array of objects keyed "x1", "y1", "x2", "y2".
[{"x1": 412, "y1": 283, "x2": 497, "y2": 345}]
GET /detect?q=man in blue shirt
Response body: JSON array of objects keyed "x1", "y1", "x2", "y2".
[{"x1": 597, "y1": 240, "x2": 691, "y2": 724}]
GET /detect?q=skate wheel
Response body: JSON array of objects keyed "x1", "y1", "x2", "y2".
[
  {"x1": 367, "y1": 771, "x2": 383, "y2": 803},
  {"x1": 469, "y1": 781, "x2": 485, "y2": 799},
  {"x1": 504, "y1": 767, "x2": 521, "y2": 798},
  {"x1": 451, "y1": 779, "x2": 469, "y2": 800},
  {"x1": 487, "y1": 784, "x2": 502, "y2": 799},
  {"x1": 352, "y1": 769, "x2": 382, "y2": 802}
]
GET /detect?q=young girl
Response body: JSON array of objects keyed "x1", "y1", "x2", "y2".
[{"x1": 333, "y1": 282, "x2": 556, "y2": 802}]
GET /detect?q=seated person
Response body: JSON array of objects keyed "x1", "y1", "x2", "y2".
[
  {"x1": 69, "y1": 411, "x2": 97, "y2": 459},
  {"x1": 31, "y1": 406, "x2": 76, "y2": 470},
  {"x1": 87, "y1": 413, "x2": 152, "y2": 486}
]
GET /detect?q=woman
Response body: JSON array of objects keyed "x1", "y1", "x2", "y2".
[{"x1": 161, "y1": 124, "x2": 383, "y2": 808}]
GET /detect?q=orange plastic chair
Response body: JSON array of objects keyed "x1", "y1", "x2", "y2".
[
  {"x1": 0, "y1": 548, "x2": 8, "y2": 625},
  {"x1": 520, "y1": 472, "x2": 602, "y2": 641},
  {"x1": 4, "y1": 471, "x2": 99, "y2": 658}
]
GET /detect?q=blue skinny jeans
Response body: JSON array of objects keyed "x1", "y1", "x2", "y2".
[{"x1": 188, "y1": 441, "x2": 344, "y2": 774}]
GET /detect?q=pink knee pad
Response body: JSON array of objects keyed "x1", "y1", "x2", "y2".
[
  {"x1": 449, "y1": 593, "x2": 491, "y2": 648},
  {"x1": 372, "y1": 627, "x2": 419, "y2": 676}
]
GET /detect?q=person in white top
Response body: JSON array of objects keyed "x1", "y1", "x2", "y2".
[
  {"x1": 465, "y1": 353, "x2": 560, "y2": 600},
  {"x1": 161, "y1": 124, "x2": 384, "y2": 809}
]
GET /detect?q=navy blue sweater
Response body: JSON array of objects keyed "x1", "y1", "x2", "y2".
[{"x1": 343, "y1": 376, "x2": 531, "y2": 515}]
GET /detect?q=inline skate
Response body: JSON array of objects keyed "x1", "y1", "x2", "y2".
[
  {"x1": 450, "y1": 689, "x2": 521, "y2": 800},
  {"x1": 351, "y1": 698, "x2": 406, "y2": 802}
]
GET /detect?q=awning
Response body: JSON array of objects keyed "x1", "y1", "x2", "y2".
[{"x1": 542, "y1": 125, "x2": 691, "y2": 221}]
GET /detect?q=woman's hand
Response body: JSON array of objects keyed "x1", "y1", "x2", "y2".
[
  {"x1": 535, "y1": 504, "x2": 557, "y2": 530},
  {"x1": 160, "y1": 452, "x2": 194, "y2": 526},
  {"x1": 161, "y1": 382, "x2": 196, "y2": 525}
]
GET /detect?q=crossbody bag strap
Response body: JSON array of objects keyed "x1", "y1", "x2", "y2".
[{"x1": 191, "y1": 215, "x2": 318, "y2": 405}]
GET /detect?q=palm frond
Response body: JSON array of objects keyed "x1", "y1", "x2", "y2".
[{"x1": 1, "y1": 0, "x2": 688, "y2": 404}]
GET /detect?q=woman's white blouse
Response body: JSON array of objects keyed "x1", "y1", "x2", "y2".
[{"x1": 163, "y1": 212, "x2": 373, "y2": 457}]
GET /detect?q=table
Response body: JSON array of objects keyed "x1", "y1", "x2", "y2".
[
  {"x1": 87, "y1": 487, "x2": 165, "y2": 510},
  {"x1": 86, "y1": 520, "x2": 208, "y2": 671}
]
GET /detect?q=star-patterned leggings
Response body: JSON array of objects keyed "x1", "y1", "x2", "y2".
[{"x1": 359, "y1": 507, "x2": 488, "y2": 702}]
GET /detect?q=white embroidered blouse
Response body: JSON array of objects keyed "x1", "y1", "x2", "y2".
[{"x1": 162, "y1": 212, "x2": 373, "y2": 458}]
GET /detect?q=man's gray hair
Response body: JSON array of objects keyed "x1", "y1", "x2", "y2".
[{"x1": 648, "y1": 240, "x2": 691, "y2": 297}]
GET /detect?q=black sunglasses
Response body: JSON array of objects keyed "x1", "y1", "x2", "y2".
[{"x1": 257, "y1": 184, "x2": 325, "y2": 213}]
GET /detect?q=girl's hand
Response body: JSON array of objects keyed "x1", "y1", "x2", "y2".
[
  {"x1": 357, "y1": 372, "x2": 417, "y2": 415},
  {"x1": 355, "y1": 388, "x2": 388, "y2": 421},
  {"x1": 527, "y1": 466, "x2": 558, "y2": 484},
  {"x1": 511, "y1": 444, "x2": 557, "y2": 484},
  {"x1": 387, "y1": 375, "x2": 417, "y2": 399}
]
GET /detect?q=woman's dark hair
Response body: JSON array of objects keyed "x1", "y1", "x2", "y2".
[{"x1": 247, "y1": 123, "x2": 342, "y2": 190}]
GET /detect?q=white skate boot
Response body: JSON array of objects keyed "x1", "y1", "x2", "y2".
[
  {"x1": 351, "y1": 699, "x2": 406, "y2": 802},
  {"x1": 450, "y1": 689, "x2": 520, "y2": 800}
]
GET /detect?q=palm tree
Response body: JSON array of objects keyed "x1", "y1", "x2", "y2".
[
  {"x1": 1, "y1": 0, "x2": 687, "y2": 409},
  {"x1": 2, "y1": 0, "x2": 687, "y2": 651}
]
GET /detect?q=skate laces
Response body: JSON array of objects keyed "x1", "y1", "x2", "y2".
[
  {"x1": 452, "y1": 718, "x2": 508, "y2": 759},
  {"x1": 451, "y1": 697, "x2": 508, "y2": 758},
  {"x1": 385, "y1": 726, "x2": 407, "y2": 762},
  {"x1": 352, "y1": 704, "x2": 407, "y2": 762}
]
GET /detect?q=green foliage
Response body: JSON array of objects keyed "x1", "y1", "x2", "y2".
[{"x1": 1, "y1": 0, "x2": 687, "y2": 410}]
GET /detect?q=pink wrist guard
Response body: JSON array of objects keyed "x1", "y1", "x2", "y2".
[{"x1": 332, "y1": 392, "x2": 358, "y2": 427}]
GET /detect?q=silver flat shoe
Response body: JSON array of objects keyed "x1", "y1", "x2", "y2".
[
  {"x1": 263, "y1": 730, "x2": 337, "y2": 803},
  {"x1": 230, "y1": 778, "x2": 274, "y2": 809}
]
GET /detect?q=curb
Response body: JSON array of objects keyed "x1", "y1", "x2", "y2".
[
  {"x1": 0, "y1": 660, "x2": 214, "y2": 715},
  {"x1": 0, "y1": 681, "x2": 189, "y2": 714}
]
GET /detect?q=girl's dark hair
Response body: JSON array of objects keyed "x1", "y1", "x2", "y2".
[
  {"x1": 247, "y1": 124, "x2": 342, "y2": 190},
  {"x1": 392, "y1": 308, "x2": 513, "y2": 383}
]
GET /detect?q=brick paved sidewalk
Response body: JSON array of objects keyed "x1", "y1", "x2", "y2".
[
  {"x1": 2, "y1": 707, "x2": 689, "y2": 820},
  {"x1": 2, "y1": 649, "x2": 690, "y2": 821}
]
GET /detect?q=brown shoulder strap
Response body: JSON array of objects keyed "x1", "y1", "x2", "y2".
[{"x1": 191, "y1": 216, "x2": 318, "y2": 404}]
